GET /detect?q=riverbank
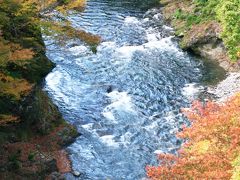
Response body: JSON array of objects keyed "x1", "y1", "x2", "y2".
[
  {"x1": 158, "y1": 0, "x2": 240, "y2": 102},
  {"x1": 159, "y1": 0, "x2": 240, "y2": 72},
  {"x1": 0, "y1": 1, "x2": 80, "y2": 179},
  {"x1": 146, "y1": 1, "x2": 240, "y2": 179}
]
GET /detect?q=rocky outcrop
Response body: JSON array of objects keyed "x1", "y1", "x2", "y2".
[
  {"x1": 20, "y1": 87, "x2": 64, "y2": 135},
  {"x1": 0, "y1": 1, "x2": 79, "y2": 179},
  {"x1": 179, "y1": 21, "x2": 239, "y2": 72},
  {"x1": 0, "y1": 42, "x2": 78, "y2": 179},
  {"x1": 160, "y1": 1, "x2": 240, "y2": 72},
  {"x1": 180, "y1": 22, "x2": 221, "y2": 48},
  {"x1": 192, "y1": 41, "x2": 239, "y2": 72},
  {"x1": 0, "y1": 123, "x2": 79, "y2": 180}
]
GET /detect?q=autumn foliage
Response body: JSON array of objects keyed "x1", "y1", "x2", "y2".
[{"x1": 147, "y1": 93, "x2": 240, "y2": 179}]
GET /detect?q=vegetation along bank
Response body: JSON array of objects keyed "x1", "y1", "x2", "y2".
[
  {"x1": 147, "y1": 1, "x2": 240, "y2": 179},
  {"x1": 160, "y1": 0, "x2": 240, "y2": 71},
  {"x1": 0, "y1": 0, "x2": 89, "y2": 179}
]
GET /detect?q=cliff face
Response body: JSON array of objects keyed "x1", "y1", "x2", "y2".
[
  {"x1": 160, "y1": 0, "x2": 240, "y2": 72},
  {"x1": 0, "y1": 0, "x2": 60, "y2": 138},
  {"x1": 0, "y1": 1, "x2": 78, "y2": 179},
  {"x1": 0, "y1": 0, "x2": 54, "y2": 128}
]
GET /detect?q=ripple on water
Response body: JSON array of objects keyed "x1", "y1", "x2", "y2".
[{"x1": 44, "y1": 1, "x2": 203, "y2": 179}]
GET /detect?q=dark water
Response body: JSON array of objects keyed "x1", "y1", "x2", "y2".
[{"x1": 44, "y1": 0, "x2": 203, "y2": 179}]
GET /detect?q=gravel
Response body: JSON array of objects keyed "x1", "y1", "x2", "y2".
[{"x1": 208, "y1": 73, "x2": 240, "y2": 102}]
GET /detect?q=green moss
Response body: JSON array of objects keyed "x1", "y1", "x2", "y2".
[
  {"x1": 174, "y1": 9, "x2": 202, "y2": 27},
  {"x1": 232, "y1": 155, "x2": 240, "y2": 179},
  {"x1": 216, "y1": 0, "x2": 240, "y2": 61},
  {"x1": 0, "y1": 0, "x2": 65, "y2": 143},
  {"x1": 21, "y1": 88, "x2": 64, "y2": 134},
  {"x1": 28, "y1": 152, "x2": 36, "y2": 161},
  {"x1": 0, "y1": 87, "x2": 66, "y2": 145},
  {"x1": 20, "y1": 54, "x2": 54, "y2": 83},
  {"x1": 0, "y1": 122, "x2": 35, "y2": 145},
  {"x1": 7, "y1": 149, "x2": 22, "y2": 170},
  {"x1": 90, "y1": 44, "x2": 98, "y2": 54}
]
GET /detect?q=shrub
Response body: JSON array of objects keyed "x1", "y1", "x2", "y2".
[
  {"x1": 173, "y1": 0, "x2": 240, "y2": 60},
  {"x1": 216, "y1": 0, "x2": 240, "y2": 60},
  {"x1": 28, "y1": 152, "x2": 36, "y2": 161},
  {"x1": 147, "y1": 93, "x2": 240, "y2": 179}
]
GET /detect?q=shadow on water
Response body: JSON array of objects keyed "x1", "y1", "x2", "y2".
[
  {"x1": 200, "y1": 58, "x2": 226, "y2": 86},
  {"x1": 187, "y1": 49, "x2": 227, "y2": 86}
]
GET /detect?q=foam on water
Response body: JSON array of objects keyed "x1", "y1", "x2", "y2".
[
  {"x1": 124, "y1": 16, "x2": 141, "y2": 24},
  {"x1": 68, "y1": 45, "x2": 89, "y2": 56},
  {"x1": 116, "y1": 45, "x2": 145, "y2": 60},
  {"x1": 44, "y1": 1, "x2": 203, "y2": 179},
  {"x1": 182, "y1": 83, "x2": 204, "y2": 100},
  {"x1": 100, "y1": 135, "x2": 119, "y2": 147},
  {"x1": 102, "y1": 91, "x2": 136, "y2": 122}
]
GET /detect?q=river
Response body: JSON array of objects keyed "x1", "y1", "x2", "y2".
[{"x1": 44, "y1": 0, "x2": 203, "y2": 179}]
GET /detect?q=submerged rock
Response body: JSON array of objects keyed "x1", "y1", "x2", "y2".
[
  {"x1": 107, "y1": 85, "x2": 113, "y2": 93},
  {"x1": 72, "y1": 170, "x2": 81, "y2": 177}
]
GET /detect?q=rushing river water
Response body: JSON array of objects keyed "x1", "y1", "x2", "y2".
[{"x1": 44, "y1": 0, "x2": 203, "y2": 179}]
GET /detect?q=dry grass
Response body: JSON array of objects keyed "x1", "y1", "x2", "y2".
[
  {"x1": 58, "y1": 0, "x2": 86, "y2": 12},
  {"x1": 0, "y1": 73, "x2": 33, "y2": 100},
  {"x1": 181, "y1": 21, "x2": 221, "y2": 48},
  {"x1": 9, "y1": 44, "x2": 35, "y2": 62},
  {"x1": 0, "y1": 114, "x2": 20, "y2": 126},
  {"x1": 162, "y1": 0, "x2": 194, "y2": 20},
  {"x1": 45, "y1": 21, "x2": 102, "y2": 45}
]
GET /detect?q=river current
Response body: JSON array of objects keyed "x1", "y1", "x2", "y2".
[{"x1": 44, "y1": 0, "x2": 203, "y2": 179}]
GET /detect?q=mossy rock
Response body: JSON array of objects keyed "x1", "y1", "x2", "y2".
[
  {"x1": 57, "y1": 124, "x2": 79, "y2": 146},
  {"x1": 20, "y1": 87, "x2": 64, "y2": 134}
]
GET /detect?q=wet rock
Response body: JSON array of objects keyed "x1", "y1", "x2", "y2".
[
  {"x1": 193, "y1": 42, "x2": 239, "y2": 72},
  {"x1": 96, "y1": 129, "x2": 112, "y2": 137},
  {"x1": 48, "y1": 171, "x2": 65, "y2": 180},
  {"x1": 57, "y1": 126, "x2": 80, "y2": 146},
  {"x1": 20, "y1": 88, "x2": 63, "y2": 134},
  {"x1": 72, "y1": 170, "x2": 81, "y2": 177},
  {"x1": 67, "y1": 43, "x2": 80, "y2": 48},
  {"x1": 107, "y1": 85, "x2": 113, "y2": 93},
  {"x1": 0, "y1": 167, "x2": 5, "y2": 172},
  {"x1": 45, "y1": 159, "x2": 58, "y2": 173},
  {"x1": 180, "y1": 21, "x2": 221, "y2": 49},
  {"x1": 144, "y1": 8, "x2": 159, "y2": 18}
]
